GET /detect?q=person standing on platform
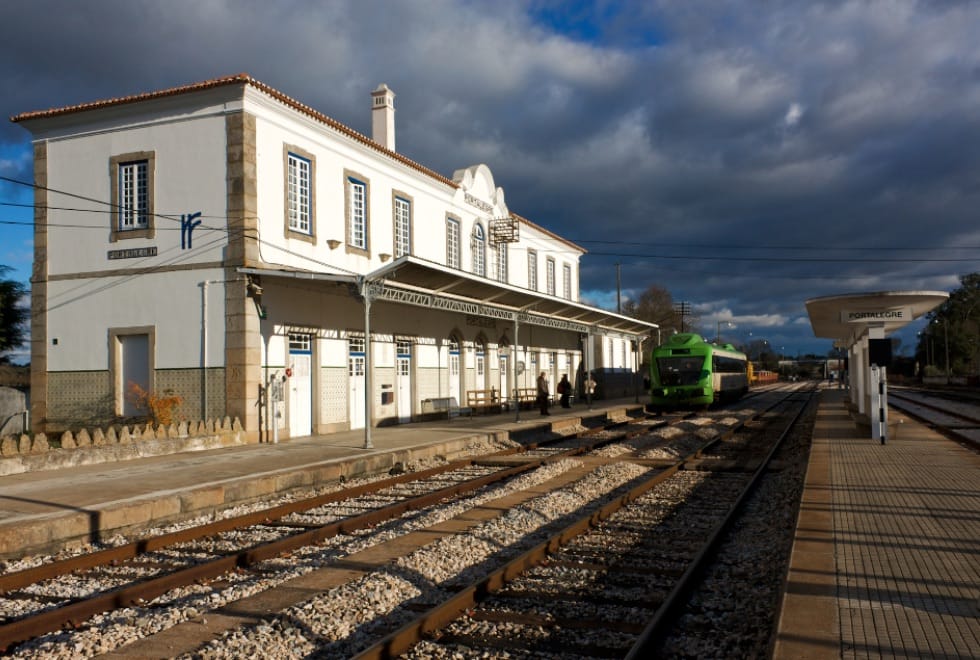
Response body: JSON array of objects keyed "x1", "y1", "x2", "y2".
[
  {"x1": 584, "y1": 372, "x2": 597, "y2": 404},
  {"x1": 557, "y1": 374, "x2": 571, "y2": 408},
  {"x1": 537, "y1": 371, "x2": 550, "y2": 415}
]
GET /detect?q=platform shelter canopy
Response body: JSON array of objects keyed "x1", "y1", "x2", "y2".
[
  {"x1": 805, "y1": 290, "x2": 949, "y2": 348},
  {"x1": 241, "y1": 255, "x2": 658, "y2": 338}
]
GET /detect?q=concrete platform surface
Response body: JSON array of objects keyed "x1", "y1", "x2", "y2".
[
  {"x1": 0, "y1": 399, "x2": 643, "y2": 559},
  {"x1": 774, "y1": 389, "x2": 980, "y2": 659}
]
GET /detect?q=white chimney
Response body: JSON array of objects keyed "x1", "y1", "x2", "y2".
[{"x1": 371, "y1": 83, "x2": 395, "y2": 151}]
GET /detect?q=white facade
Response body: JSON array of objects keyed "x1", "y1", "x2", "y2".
[{"x1": 14, "y1": 74, "x2": 652, "y2": 438}]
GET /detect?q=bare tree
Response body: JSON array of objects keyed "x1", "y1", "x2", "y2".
[
  {"x1": 0, "y1": 266, "x2": 28, "y2": 364},
  {"x1": 622, "y1": 284, "x2": 699, "y2": 347}
]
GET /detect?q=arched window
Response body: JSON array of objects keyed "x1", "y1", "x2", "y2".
[{"x1": 471, "y1": 223, "x2": 486, "y2": 277}]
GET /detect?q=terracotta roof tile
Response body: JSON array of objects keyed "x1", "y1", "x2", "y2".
[
  {"x1": 11, "y1": 74, "x2": 580, "y2": 249},
  {"x1": 11, "y1": 73, "x2": 456, "y2": 188},
  {"x1": 512, "y1": 213, "x2": 586, "y2": 253}
]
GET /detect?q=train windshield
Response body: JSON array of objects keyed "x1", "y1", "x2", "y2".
[{"x1": 656, "y1": 356, "x2": 706, "y2": 386}]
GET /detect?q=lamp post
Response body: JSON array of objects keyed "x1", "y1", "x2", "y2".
[
  {"x1": 716, "y1": 320, "x2": 734, "y2": 343},
  {"x1": 934, "y1": 318, "x2": 950, "y2": 383}
]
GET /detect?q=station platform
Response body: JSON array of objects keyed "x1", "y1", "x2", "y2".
[
  {"x1": 774, "y1": 388, "x2": 980, "y2": 659},
  {"x1": 0, "y1": 398, "x2": 645, "y2": 560}
]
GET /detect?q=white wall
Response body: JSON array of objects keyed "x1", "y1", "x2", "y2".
[
  {"x1": 46, "y1": 267, "x2": 227, "y2": 371},
  {"x1": 44, "y1": 113, "x2": 230, "y2": 277},
  {"x1": 245, "y1": 88, "x2": 582, "y2": 293}
]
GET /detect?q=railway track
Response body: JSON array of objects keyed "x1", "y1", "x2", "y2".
[
  {"x1": 1, "y1": 385, "x2": 813, "y2": 657},
  {"x1": 353, "y1": 385, "x2": 816, "y2": 659},
  {"x1": 888, "y1": 388, "x2": 980, "y2": 450}
]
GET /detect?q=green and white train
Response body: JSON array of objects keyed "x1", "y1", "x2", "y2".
[{"x1": 649, "y1": 333, "x2": 749, "y2": 409}]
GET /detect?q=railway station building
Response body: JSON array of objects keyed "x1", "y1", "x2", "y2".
[{"x1": 13, "y1": 74, "x2": 656, "y2": 440}]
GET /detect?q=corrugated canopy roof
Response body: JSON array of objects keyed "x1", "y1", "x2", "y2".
[{"x1": 242, "y1": 255, "x2": 657, "y2": 337}]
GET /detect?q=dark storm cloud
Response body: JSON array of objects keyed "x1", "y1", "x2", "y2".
[{"x1": 2, "y1": 0, "x2": 978, "y2": 354}]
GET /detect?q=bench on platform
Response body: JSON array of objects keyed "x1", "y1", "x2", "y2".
[
  {"x1": 466, "y1": 389, "x2": 503, "y2": 414},
  {"x1": 514, "y1": 387, "x2": 539, "y2": 410},
  {"x1": 421, "y1": 397, "x2": 472, "y2": 419}
]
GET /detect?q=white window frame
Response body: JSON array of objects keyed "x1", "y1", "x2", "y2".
[
  {"x1": 110, "y1": 151, "x2": 154, "y2": 241},
  {"x1": 472, "y1": 223, "x2": 486, "y2": 277},
  {"x1": 528, "y1": 249, "x2": 538, "y2": 291},
  {"x1": 546, "y1": 257, "x2": 556, "y2": 296},
  {"x1": 394, "y1": 195, "x2": 411, "y2": 258},
  {"x1": 286, "y1": 152, "x2": 312, "y2": 235},
  {"x1": 348, "y1": 177, "x2": 367, "y2": 249},
  {"x1": 118, "y1": 161, "x2": 149, "y2": 230},
  {"x1": 496, "y1": 243, "x2": 508, "y2": 283},
  {"x1": 563, "y1": 263, "x2": 572, "y2": 300},
  {"x1": 447, "y1": 217, "x2": 461, "y2": 269}
]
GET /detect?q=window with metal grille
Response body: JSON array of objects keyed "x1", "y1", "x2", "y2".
[
  {"x1": 546, "y1": 258, "x2": 556, "y2": 295},
  {"x1": 563, "y1": 263, "x2": 572, "y2": 300}
]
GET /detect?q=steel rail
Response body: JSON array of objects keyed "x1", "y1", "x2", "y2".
[
  {"x1": 887, "y1": 391, "x2": 980, "y2": 451},
  {"x1": 0, "y1": 458, "x2": 487, "y2": 594},
  {"x1": 0, "y1": 420, "x2": 637, "y2": 652},
  {"x1": 351, "y1": 389, "x2": 810, "y2": 659},
  {"x1": 624, "y1": 386, "x2": 816, "y2": 658}
]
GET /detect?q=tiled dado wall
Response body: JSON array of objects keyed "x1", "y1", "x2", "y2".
[{"x1": 46, "y1": 368, "x2": 225, "y2": 430}]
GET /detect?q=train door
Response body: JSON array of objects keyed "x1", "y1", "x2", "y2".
[
  {"x1": 396, "y1": 338, "x2": 411, "y2": 423},
  {"x1": 348, "y1": 336, "x2": 365, "y2": 430},
  {"x1": 288, "y1": 333, "x2": 313, "y2": 437}
]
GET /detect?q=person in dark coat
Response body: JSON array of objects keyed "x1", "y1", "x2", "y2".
[
  {"x1": 557, "y1": 374, "x2": 572, "y2": 408},
  {"x1": 536, "y1": 371, "x2": 550, "y2": 415}
]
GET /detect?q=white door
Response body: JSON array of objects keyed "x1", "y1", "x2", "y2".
[
  {"x1": 288, "y1": 333, "x2": 312, "y2": 437},
  {"x1": 396, "y1": 339, "x2": 411, "y2": 423},
  {"x1": 476, "y1": 351, "x2": 486, "y2": 390},
  {"x1": 448, "y1": 338, "x2": 460, "y2": 404},
  {"x1": 349, "y1": 337, "x2": 366, "y2": 430},
  {"x1": 120, "y1": 334, "x2": 149, "y2": 417},
  {"x1": 499, "y1": 355, "x2": 508, "y2": 405}
]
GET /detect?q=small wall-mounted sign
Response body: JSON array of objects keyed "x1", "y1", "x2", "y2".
[
  {"x1": 181, "y1": 212, "x2": 202, "y2": 249},
  {"x1": 466, "y1": 315, "x2": 496, "y2": 328},
  {"x1": 108, "y1": 247, "x2": 157, "y2": 260}
]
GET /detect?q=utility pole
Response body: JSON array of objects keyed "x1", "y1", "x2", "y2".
[
  {"x1": 616, "y1": 263, "x2": 622, "y2": 314},
  {"x1": 674, "y1": 301, "x2": 690, "y2": 333}
]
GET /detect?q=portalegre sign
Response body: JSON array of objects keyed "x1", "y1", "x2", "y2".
[{"x1": 840, "y1": 308, "x2": 912, "y2": 323}]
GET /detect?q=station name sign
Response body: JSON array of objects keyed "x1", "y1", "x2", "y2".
[
  {"x1": 107, "y1": 246, "x2": 157, "y2": 260},
  {"x1": 840, "y1": 307, "x2": 911, "y2": 323},
  {"x1": 464, "y1": 192, "x2": 494, "y2": 213}
]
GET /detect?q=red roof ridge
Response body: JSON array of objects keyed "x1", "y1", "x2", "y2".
[{"x1": 11, "y1": 73, "x2": 456, "y2": 189}]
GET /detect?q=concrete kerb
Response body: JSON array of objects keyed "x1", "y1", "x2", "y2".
[
  {"x1": 0, "y1": 431, "x2": 505, "y2": 560},
  {"x1": 0, "y1": 402, "x2": 648, "y2": 559}
]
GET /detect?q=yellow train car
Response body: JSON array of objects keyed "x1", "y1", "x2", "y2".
[{"x1": 748, "y1": 362, "x2": 778, "y2": 385}]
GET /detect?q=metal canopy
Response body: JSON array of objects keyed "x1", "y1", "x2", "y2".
[
  {"x1": 805, "y1": 290, "x2": 948, "y2": 347},
  {"x1": 241, "y1": 255, "x2": 657, "y2": 337}
]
